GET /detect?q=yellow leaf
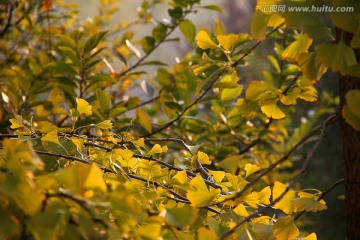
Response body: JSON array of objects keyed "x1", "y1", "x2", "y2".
[
  {"x1": 244, "y1": 191, "x2": 260, "y2": 209},
  {"x1": 198, "y1": 227, "x2": 219, "y2": 240},
  {"x1": 273, "y1": 216, "x2": 299, "y2": 240},
  {"x1": 280, "y1": 89, "x2": 300, "y2": 105},
  {"x1": 85, "y1": 164, "x2": 107, "y2": 192},
  {"x1": 208, "y1": 170, "x2": 226, "y2": 183},
  {"x1": 134, "y1": 138, "x2": 145, "y2": 148},
  {"x1": 261, "y1": 103, "x2": 285, "y2": 119},
  {"x1": 187, "y1": 189, "x2": 221, "y2": 207},
  {"x1": 197, "y1": 151, "x2": 212, "y2": 165},
  {"x1": 116, "y1": 149, "x2": 134, "y2": 161},
  {"x1": 246, "y1": 81, "x2": 272, "y2": 101},
  {"x1": 304, "y1": 233, "x2": 317, "y2": 240},
  {"x1": 170, "y1": 170, "x2": 188, "y2": 185},
  {"x1": 217, "y1": 34, "x2": 238, "y2": 51},
  {"x1": 293, "y1": 192, "x2": 327, "y2": 212},
  {"x1": 273, "y1": 182, "x2": 296, "y2": 214},
  {"x1": 299, "y1": 86, "x2": 318, "y2": 102},
  {"x1": 244, "y1": 163, "x2": 260, "y2": 178},
  {"x1": 41, "y1": 130, "x2": 61, "y2": 145},
  {"x1": 97, "y1": 120, "x2": 113, "y2": 129},
  {"x1": 77, "y1": 98, "x2": 92, "y2": 116},
  {"x1": 196, "y1": 31, "x2": 218, "y2": 49},
  {"x1": 282, "y1": 34, "x2": 313, "y2": 62},
  {"x1": 137, "y1": 223, "x2": 162, "y2": 240},
  {"x1": 233, "y1": 203, "x2": 249, "y2": 217},
  {"x1": 71, "y1": 136, "x2": 86, "y2": 150},
  {"x1": 38, "y1": 121, "x2": 58, "y2": 133},
  {"x1": 148, "y1": 143, "x2": 163, "y2": 155},
  {"x1": 259, "y1": 186, "x2": 271, "y2": 205},
  {"x1": 136, "y1": 108, "x2": 152, "y2": 133},
  {"x1": 9, "y1": 115, "x2": 24, "y2": 129},
  {"x1": 190, "y1": 175, "x2": 208, "y2": 192}
]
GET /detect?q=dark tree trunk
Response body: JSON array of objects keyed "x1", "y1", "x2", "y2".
[{"x1": 337, "y1": 29, "x2": 360, "y2": 240}]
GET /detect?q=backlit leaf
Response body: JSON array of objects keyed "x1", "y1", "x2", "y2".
[
  {"x1": 136, "y1": 108, "x2": 152, "y2": 133},
  {"x1": 198, "y1": 227, "x2": 219, "y2": 240},
  {"x1": 304, "y1": 233, "x2": 317, "y2": 240},
  {"x1": 9, "y1": 115, "x2": 24, "y2": 129},
  {"x1": 282, "y1": 34, "x2": 313, "y2": 62},
  {"x1": 293, "y1": 192, "x2": 327, "y2": 212},
  {"x1": 97, "y1": 120, "x2": 113, "y2": 129},
  {"x1": 77, "y1": 98, "x2": 92, "y2": 116},
  {"x1": 261, "y1": 103, "x2": 285, "y2": 119},
  {"x1": 244, "y1": 163, "x2": 260, "y2": 178},
  {"x1": 196, "y1": 31, "x2": 218, "y2": 50},
  {"x1": 273, "y1": 182, "x2": 296, "y2": 214},
  {"x1": 217, "y1": 34, "x2": 238, "y2": 51},
  {"x1": 197, "y1": 151, "x2": 212, "y2": 165},
  {"x1": 148, "y1": 144, "x2": 163, "y2": 155},
  {"x1": 41, "y1": 130, "x2": 61, "y2": 145},
  {"x1": 273, "y1": 216, "x2": 299, "y2": 240},
  {"x1": 180, "y1": 19, "x2": 196, "y2": 43}
]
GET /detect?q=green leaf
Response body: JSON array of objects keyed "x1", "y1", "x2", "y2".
[
  {"x1": 136, "y1": 108, "x2": 152, "y2": 133},
  {"x1": 343, "y1": 105, "x2": 360, "y2": 131},
  {"x1": 273, "y1": 216, "x2": 299, "y2": 240},
  {"x1": 315, "y1": 42, "x2": 357, "y2": 75},
  {"x1": 345, "y1": 90, "x2": 360, "y2": 119},
  {"x1": 0, "y1": 208, "x2": 21, "y2": 239},
  {"x1": 152, "y1": 24, "x2": 168, "y2": 42},
  {"x1": 179, "y1": 19, "x2": 196, "y2": 43},
  {"x1": 84, "y1": 31, "x2": 108, "y2": 54},
  {"x1": 200, "y1": 5, "x2": 223, "y2": 12},
  {"x1": 165, "y1": 205, "x2": 198, "y2": 228},
  {"x1": 168, "y1": 7, "x2": 183, "y2": 20},
  {"x1": 250, "y1": 11, "x2": 270, "y2": 41},
  {"x1": 165, "y1": 101, "x2": 183, "y2": 112},
  {"x1": 96, "y1": 89, "x2": 111, "y2": 113},
  {"x1": 141, "y1": 36, "x2": 156, "y2": 54}
]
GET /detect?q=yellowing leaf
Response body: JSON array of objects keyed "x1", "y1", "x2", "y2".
[
  {"x1": 217, "y1": 34, "x2": 238, "y2": 51},
  {"x1": 97, "y1": 120, "x2": 113, "y2": 129},
  {"x1": 233, "y1": 203, "x2": 249, "y2": 217},
  {"x1": 196, "y1": 31, "x2": 218, "y2": 49},
  {"x1": 136, "y1": 108, "x2": 152, "y2": 133},
  {"x1": 148, "y1": 144, "x2": 163, "y2": 155},
  {"x1": 187, "y1": 189, "x2": 221, "y2": 207},
  {"x1": 261, "y1": 104, "x2": 285, "y2": 119},
  {"x1": 198, "y1": 227, "x2": 219, "y2": 240},
  {"x1": 9, "y1": 115, "x2": 24, "y2": 129},
  {"x1": 41, "y1": 130, "x2": 61, "y2": 145},
  {"x1": 304, "y1": 233, "x2": 317, "y2": 240},
  {"x1": 293, "y1": 192, "x2": 327, "y2": 212},
  {"x1": 244, "y1": 163, "x2": 260, "y2": 178},
  {"x1": 282, "y1": 34, "x2": 313, "y2": 62},
  {"x1": 345, "y1": 90, "x2": 360, "y2": 119},
  {"x1": 273, "y1": 216, "x2": 299, "y2": 240},
  {"x1": 315, "y1": 42, "x2": 357, "y2": 75},
  {"x1": 197, "y1": 151, "x2": 212, "y2": 165},
  {"x1": 165, "y1": 205, "x2": 198, "y2": 228},
  {"x1": 77, "y1": 98, "x2": 92, "y2": 116},
  {"x1": 246, "y1": 81, "x2": 272, "y2": 101},
  {"x1": 259, "y1": 186, "x2": 271, "y2": 205},
  {"x1": 137, "y1": 223, "x2": 161, "y2": 240},
  {"x1": 38, "y1": 121, "x2": 58, "y2": 133},
  {"x1": 84, "y1": 164, "x2": 107, "y2": 192},
  {"x1": 116, "y1": 149, "x2": 134, "y2": 161},
  {"x1": 244, "y1": 191, "x2": 260, "y2": 209},
  {"x1": 273, "y1": 182, "x2": 296, "y2": 214}
]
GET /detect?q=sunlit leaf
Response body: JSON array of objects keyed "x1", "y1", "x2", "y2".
[
  {"x1": 97, "y1": 120, "x2": 113, "y2": 129},
  {"x1": 217, "y1": 34, "x2": 238, "y2": 51},
  {"x1": 148, "y1": 144, "x2": 163, "y2": 155},
  {"x1": 187, "y1": 188, "x2": 221, "y2": 207},
  {"x1": 282, "y1": 34, "x2": 313, "y2": 62},
  {"x1": 244, "y1": 163, "x2": 260, "y2": 178},
  {"x1": 208, "y1": 170, "x2": 225, "y2": 183},
  {"x1": 273, "y1": 216, "x2": 299, "y2": 240},
  {"x1": 136, "y1": 108, "x2": 152, "y2": 133},
  {"x1": 9, "y1": 115, "x2": 24, "y2": 129},
  {"x1": 272, "y1": 182, "x2": 296, "y2": 214},
  {"x1": 41, "y1": 130, "x2": 61, "y2": 145},
  {"x1": 77, "y1": 98, "x2": 92, "y2": 116},
  {"x1": 304, "y1": 232, "x2": 317, "y2": 240},
  {"x1": 261, "y1": 103, "x2": 285, "y2": 119},
  {"x1": 233, "y1": 203, "x2": 249, "y2": 217},
  {"x1": 197, "y1": 151, "x2": 212, "y2": 165},
  {"x1": 196, "y1": 31, "x2": 218, "y2": 50},
  {"x1": 259, "y1": 186, "x2": 271, "y2": 205}
]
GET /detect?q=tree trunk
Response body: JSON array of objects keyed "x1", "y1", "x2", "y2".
[{"x1": 337, "y1": 29, "x2": 360, "y2": 240}]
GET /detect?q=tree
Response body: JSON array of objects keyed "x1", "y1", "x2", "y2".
[{"x1": 0, "y1": 0, "x2": 358, "y2": 239}]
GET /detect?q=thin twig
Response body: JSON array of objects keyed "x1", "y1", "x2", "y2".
[{"x1": 282, "y1": 72, "x2": 302, "y2": 95}]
